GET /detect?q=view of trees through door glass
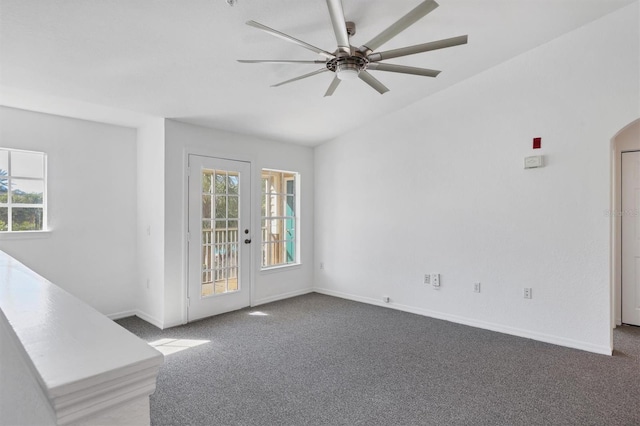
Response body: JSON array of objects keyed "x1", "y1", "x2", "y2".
[
  {"x1": 201, "y1": 169, "x2": 239, "y2": 297},
  {"x1": 261, "y1": 169, "x2": 298, "y2": 268}
]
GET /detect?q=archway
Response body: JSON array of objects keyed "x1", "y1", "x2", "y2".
[{"x1": 611, "y1": 118, "x2": 640, "y2": 329}]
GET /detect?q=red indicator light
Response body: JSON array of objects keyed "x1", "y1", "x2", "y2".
[{"x1": 533, "y1": 137, "x2": 542, "y2": 149}]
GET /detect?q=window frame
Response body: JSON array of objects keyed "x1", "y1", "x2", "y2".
[
  {"x1": 0, "y1": 148, "x2": 48, "y2": 234},
  {"x1": 260, "y1": 168, "x2": 300, "y2": 270}
]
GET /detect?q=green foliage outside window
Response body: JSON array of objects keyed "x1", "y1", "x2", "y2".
[{"x1": 0, "y1": 148, "x2": 47, "y2": 232}]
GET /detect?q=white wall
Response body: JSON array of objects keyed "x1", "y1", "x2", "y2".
[
  {"x1": 135, "y1": 120, "x2": 166, "y2": 327},
  {"x1": 0, "y1": 107, "x2": 138, "y2": 316},
  {"x1": 314, "y1": 3, "x2": 639, "y2": 355},
  {"x1": 163, "y1": 120, "x2": 314, "y2": 327}
]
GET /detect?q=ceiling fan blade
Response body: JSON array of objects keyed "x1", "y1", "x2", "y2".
[
  {"x1": 326, "y1": 0, "x2": 351, "y2": 54},
  {"x1": 238, "y1": 60, "x2": 327, "y2": 64},
  {"x1": 246, "y1": 20, "x2": 335, "y2": 60},
  {"x1": 324, "y1": 76, "x2": 341, "y2": 97},
  {"x1": 359, "y1": 0, "x2": 439, "y2": 53},
  {"x1": 358, "y1": 71, "x2": 389, "y2": 95},
  {"x1": 271, "y1": 68, "x2": 329, "y2": 88},
  {"x1": 367, "y1": 63, "x2": 441, "y2": 77},
  {"x1": 367, "y1": 35, "x2": 468, "y2": 62}
]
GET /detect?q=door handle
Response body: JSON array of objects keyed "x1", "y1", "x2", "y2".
[{"x1": 244, "y1": 239, "x2": 252, "y2": 244}]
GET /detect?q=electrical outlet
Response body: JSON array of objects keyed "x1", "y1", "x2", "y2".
[
  {"x1": 432, "y1": 274, "x2": 440, "y2": 288},
  {"x1": 320, "y1": 262, "x2": 324, "y2": 270},
  {"x1": 424, "y1": 274, "x2": 431, "y2": 285},
  {"x1": 523, "y1": 288, "x2": 532, "y2": 299},
  {"x1": 473, "y1": 282, "x2": 481, "y2": 293}
]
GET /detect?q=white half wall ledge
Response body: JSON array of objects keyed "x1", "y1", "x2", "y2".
[{"x1": 0, "y1": 250, "x2": 164, "y2": 426}]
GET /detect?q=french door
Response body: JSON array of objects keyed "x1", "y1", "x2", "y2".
[{"x1": 188, "y1": 155, "x2": 251, "y2": 321}]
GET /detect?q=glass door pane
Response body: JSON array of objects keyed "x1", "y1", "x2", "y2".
[{"x1": 201, "y1": 170, "x2": 240, "y2": 297}]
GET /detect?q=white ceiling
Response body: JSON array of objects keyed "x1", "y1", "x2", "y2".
[{"x1": 0, "y1": 0, "x2": 635, "y2": 146}]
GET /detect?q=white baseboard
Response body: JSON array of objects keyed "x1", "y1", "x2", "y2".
[
  {"x1": 106, "y1": 310, "x2": 137, "y2": 321},
  {"x1": 313, "y1": 287, "x2": 613, "y2": 356},
  {"x1": 252, "y1": 288, "x2": 314, "y2": 308},
  {"x1": 161, "y1": 319, "x2": 185, "y2": 329},
  {"x1": 133, "y1": 310, "x2": 164, "y2": 330}
]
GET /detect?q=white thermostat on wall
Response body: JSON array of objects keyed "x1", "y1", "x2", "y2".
[{"x1": 524, "y1": 155, "x2": 544, "y2": 169}]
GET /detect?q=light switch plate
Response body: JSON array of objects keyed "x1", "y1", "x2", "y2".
[{"x1": 525, "y1": 155, "x2": 544, "y2": 169}]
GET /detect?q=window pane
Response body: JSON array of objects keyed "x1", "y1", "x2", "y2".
[
  {"x1": 0, "y1": 150, "x2": 8, "y2": 172},
  {"x1": 0, "y1": 165, "x2": 7, "y2": 202},
  {"x1": 12, "y1": 207, "x2": 43, "y2": 231},
  {"x1": 285, "y1": 177, "x2": 295, "y2": 195},
  {"x1": 286, "y1": 195, "x2": 295, "y2": 217},
  {"x1": 215, "y1": 172, "x2": 226, "y2": 194},
  {"x1": 202, "y1": 195, "x2": 212, "y2": 219},
  {"x1": 215, "y1": 196, "x2": 227, "y2": 219},
  {"x1": 0, "y1": 207, "x2": 7, "y2": 231},
  {"x1": 228, "y1": 174, "x2": 238, "y2": 195},
  {"x1": 11, "y1": 179, "x2": 44, "y2": 204},
  {"x1": 266, "y1": 219, "x2": 286, "y2": 241},
  {"x1": 228, "y1": 220, "x2": 238, "y2": 231},
  {"x1": 266, "y1": 194, "x2": 284, "y2": 218},
  {"x1": 285, "y1": 218, "x2": 295, "y2": 239},
  {"x1": 261, "y1": 243, "x2": 269, "y2": 267},
  {"x1": 228, "y1": 196, "x2": 238, "y2": 219},
  {"x1": 285, "y1": 240, "x2": 296, "y2": 263},
  {"x1": 12, "y1": 151, "x2": 44, "y2": 178},
  {"x1": 202, "y1": 172, "x2": 213, "y2": 194}
]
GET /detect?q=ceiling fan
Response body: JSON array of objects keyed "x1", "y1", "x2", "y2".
[{"x1": 238, "y1": 0, "x2": 468, "y2": 96}]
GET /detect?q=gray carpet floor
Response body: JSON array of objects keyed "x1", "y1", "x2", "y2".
[{"x1": 117, "y1": 293, "x2": 640, "y2": 426}]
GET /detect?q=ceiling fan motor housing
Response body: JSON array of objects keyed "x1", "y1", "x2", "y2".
[{"x1": 327, "y1": 54, "x2": 368, "y2": 79}]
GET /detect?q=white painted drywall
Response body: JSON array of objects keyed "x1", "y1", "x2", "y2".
[
  {"x1": 0, "y1": 107, "x2": 138, "y2": 316},
  {"x1": 0, "y1": 314, "x2": 55, "y2": 426},
  {"x1": 612, "y1": 119, "x2": 640, "y2": 326},
  {"x1": 135, "y1": 120, "x2": 166, "y2": 327},
  {"x1": 163, "y1": 120, "x2": 314, "y2": 327},
  {"x1": 314, "y1": 3, "x2": 639, "y2": 355}
]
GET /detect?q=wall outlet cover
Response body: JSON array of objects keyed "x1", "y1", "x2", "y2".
[{"x1": 432, "y1": 274, "x2": 440, "y2": 287}]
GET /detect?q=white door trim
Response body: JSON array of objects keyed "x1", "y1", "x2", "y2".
[{"x1": 621, "y1": 150, "x2": 640, "y2": 326}]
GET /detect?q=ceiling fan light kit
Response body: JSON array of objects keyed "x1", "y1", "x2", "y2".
[{"x1": 239, "y1": 0, "x2": 468, "y2": 96}]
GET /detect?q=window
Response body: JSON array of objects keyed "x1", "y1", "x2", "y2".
[
  {"x1": 261, "y1": 169, "x2": 298, "y2": 268},
  {"x1": 0, "y1": 148, "x2": 47, "y2": 232}
]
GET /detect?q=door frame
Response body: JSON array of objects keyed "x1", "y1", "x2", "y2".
[
  {"x1": 181, "y1": 148, "x2": 257, "y2": 324},
  {"x1": 620, "y1": 150, "x2": 640, "y2": 325},
  {"x1": 610, "y1": 119, "x2": 640, "y2": 330}
]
